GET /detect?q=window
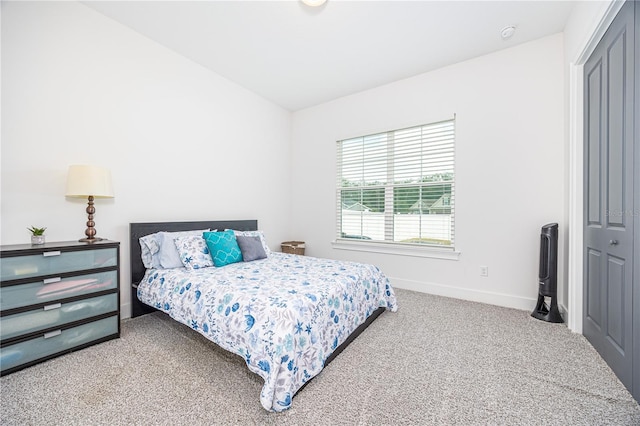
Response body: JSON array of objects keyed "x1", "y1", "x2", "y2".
[{"x1": 336, "y1": 118, "x2": 455, "y2": 249}]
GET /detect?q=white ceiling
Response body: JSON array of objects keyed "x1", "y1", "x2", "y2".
[{"x1": 83, "y1": 1, "x2": 577, "y2": 111}]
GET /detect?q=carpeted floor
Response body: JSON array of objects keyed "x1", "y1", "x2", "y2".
[{"x1": 1, "y1": 288, "x2": 639, "y2": 425}]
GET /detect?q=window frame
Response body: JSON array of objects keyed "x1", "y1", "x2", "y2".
[{"x1": 335, "y1": 118, "x2": 458, "y2": 258}]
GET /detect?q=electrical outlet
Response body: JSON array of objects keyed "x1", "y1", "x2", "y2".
[{"x1": 480, "y1": 266, "x2": 489, "y2": 277}]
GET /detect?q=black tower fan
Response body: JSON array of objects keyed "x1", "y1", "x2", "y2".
[{"x1": 531, "y1": 223, "x2": 563, "y2": 323}]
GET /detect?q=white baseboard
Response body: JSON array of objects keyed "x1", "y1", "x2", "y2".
[
  {"x1": 120, "y1": 302, "x2": 132, "y2": 320},
  {"x1": 120, "y1": 280, "x2": 571, "y2": 325},
  {"x1": 389, "y1": 277, "x2": 537, "y2": 312}
]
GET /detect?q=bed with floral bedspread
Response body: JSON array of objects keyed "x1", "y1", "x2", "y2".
[{"x1": 137, "y1": 252, "x2": 397, "y2": 412}]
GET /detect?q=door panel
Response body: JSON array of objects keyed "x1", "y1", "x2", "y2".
[
  {"x1": 605, "y1": 254, "x2": 624, "y2": 351},
  {"x1": 583, "y1": 0, "x2": 635, "y2": 396},
  {"x1": 586, "y1": 249, "x2": 601, "y2": 328},
  {"x1": 587, "y1": 62, "x2": 602, "y2": 225},
  {"x1": 606, "y1": 32, "x2": 626, "y2": 226}
]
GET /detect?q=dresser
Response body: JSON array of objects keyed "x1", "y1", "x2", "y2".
[{"x1": 0, "y1": 240, "x2": 120, "y2": 376}]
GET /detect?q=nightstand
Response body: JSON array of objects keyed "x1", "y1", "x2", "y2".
[{"x1": 0, "y1": 240, "x2": 120, "y2": 375}]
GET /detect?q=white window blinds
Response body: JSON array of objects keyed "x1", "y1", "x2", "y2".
[{"x1": 337, "y1": 119, "x2": 455, "y2": 248}]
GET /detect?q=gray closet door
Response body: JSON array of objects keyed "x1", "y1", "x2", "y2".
[
  {"x1": 583, "y1": 0, "x2": 635, "y2": 397},
  {"x1": 633, "y1": 0, "x2": 640, "y2": 403}
]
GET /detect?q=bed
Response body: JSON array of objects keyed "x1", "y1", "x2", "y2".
[{"x1": 130, "y1": 220, "x2": 397, "y2": 412}]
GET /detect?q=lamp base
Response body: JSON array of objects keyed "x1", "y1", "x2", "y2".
[{"x1": 79, "y1": 237, "x2": 105, "y2": 243}]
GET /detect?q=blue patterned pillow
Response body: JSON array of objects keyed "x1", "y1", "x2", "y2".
[
  {"x1": 139, "y1": 233, "x2": 161, "y2": 269},
  {"x1": 203, "y1": 230, "x2": 242, "y2": 267},
  {"x1": 157, "y1": 229, "x2": 210, "y2": 269},
  {"x1": 174, "y1": 235, "x2": 214, "y2": 270}
]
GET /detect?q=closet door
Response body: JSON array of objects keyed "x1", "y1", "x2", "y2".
[
  {"x1": 633, "y1": 0, "x2": 640, "y2": 403},
  {"x1": 583, "y1": 0, "x2": 636, "y2": 398}
]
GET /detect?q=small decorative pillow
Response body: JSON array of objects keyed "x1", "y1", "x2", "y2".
[
  {"x1": 139, "y1": 233, "x2": 161, "y2": 269},
  {"x1": 173, "y1": 235, "x2": 214, "y2": 270},
  {"x1": 236, "y1": 235, "x2": 267, "y2": 262},
  {"x1": 232, "y1": 230, "x2": 271, "y2": 257},
  {"x1": 157, "y1": 229, "x2": 210, "y2": 269},
  {"x1": 203, "y1": 230, "x2": 243, "y2": 267}
]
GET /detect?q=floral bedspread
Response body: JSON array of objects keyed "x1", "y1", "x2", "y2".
[{"x1": 137, "y1": 252, "x2": 397, "y2": 412}]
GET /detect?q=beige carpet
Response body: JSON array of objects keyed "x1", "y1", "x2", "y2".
[{"x1": 1, "y1": 288, "x2": 639, "y2": 425}]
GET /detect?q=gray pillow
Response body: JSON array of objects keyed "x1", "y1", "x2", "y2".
[{"x1": 236, "y1": 235, "x2": 267, "y2": 262}]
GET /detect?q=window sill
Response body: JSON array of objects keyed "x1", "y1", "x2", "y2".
[{"x1": 331, "y1": 239, "x2": 461, "y2": 260}]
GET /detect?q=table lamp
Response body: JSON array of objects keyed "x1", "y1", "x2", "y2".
[{"x1": 65, "y1": 165, "x2": 114, "y2": 242}]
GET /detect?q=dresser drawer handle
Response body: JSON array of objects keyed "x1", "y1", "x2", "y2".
[
  {"x1": 43, "y1": 277, "x2": 62, "y2": 285},
  {"x1": 43, "y1": 251, "x2": 61, "y2": 257},
  {"x1": 44, "y1": 303, "x2": 62, "y2": 311},
  {"x1": 44, "y1": 330, "x2": 62, "y2": 339}
]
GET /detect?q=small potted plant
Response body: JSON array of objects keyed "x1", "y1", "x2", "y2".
[{"x1": 28, "y1": 226, "x2": 47, "y2": 245}]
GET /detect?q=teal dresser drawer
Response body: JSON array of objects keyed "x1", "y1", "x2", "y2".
[
  {"x1": 0, "y1": 270, "x2": 117, "y2": 311},
  {"x1": 0, "y1": 247, "x2": 117, "y2": 281},
  {"x1": 1, "y1": 293, "x2": 118, "y2": 341},
  {"x1": 0, "y1": 315, "x2": 118, "y2": 374},
  {"x1": 0, "y1": 240, "x2": 120, "y2": 376}
]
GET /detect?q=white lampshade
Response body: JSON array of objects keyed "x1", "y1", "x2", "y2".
[{"x1": 66, "y1": 165, "x2": 114, "y2": 198}]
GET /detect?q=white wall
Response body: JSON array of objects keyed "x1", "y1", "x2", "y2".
[
  {"x1": 291, "y1": 34, "x2": 566, "y2": 311},
  {"x1": 0, "y1": 1, "x2": 292, "y2": 318},
  {"x1": 1, "y1": 1, "x2": 599, "y2": 320}
]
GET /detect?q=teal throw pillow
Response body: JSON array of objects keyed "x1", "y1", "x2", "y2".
[{"x1": 203, "y1": 230, "x2": 242, "y2": 267}]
